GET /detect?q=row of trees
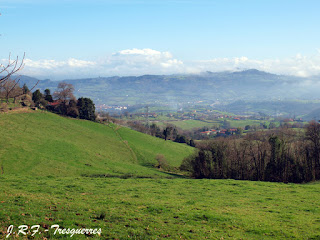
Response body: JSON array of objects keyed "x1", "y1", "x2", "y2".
[
  {"x1": 121, "y1": 121, "x2": 196, "y2": 147},
  {"x1": 180, "y1": 122, "x2": 320, "y2": 183}
]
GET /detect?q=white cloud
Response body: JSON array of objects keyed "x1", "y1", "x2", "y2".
[
  {"x1": 67, "y1": 58, "x2": 96, "y2": 67},
  {"x1": 22, "y1": 58, "x2": 96, "y2": 79},
  {"x1": 117, "y1": 48, "x2": 169, "y2": 57},
  {"x1": 12, "y1": 48, "x2": 320, "y2": 79},
  {"x1": 98, "y1": 48, "x2": 184, "y2": 75},
  {"x1": 161, "y1": 59, "x2": 183, "y2": 68},
  {"x1": 24, "y1": 58, "x2": 95, "y2": 69},
  {"x1": 193, "y1": 53, "x2": 320, "y2": 77},
  {"x1": 110, "y1": 48, "x2": 177, "y2": 67}
]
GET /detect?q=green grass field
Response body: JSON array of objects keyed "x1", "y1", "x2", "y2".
[
  {"x1": 165, "y1": 119, "x2": 274, "y2": 131},
  {"x1": 0, "y1": 110, "x2": 193, "y2": 178},
  {"x1": 1, "y1": 110, "x2": 320, "y2": 239},
  {"x1": 1, "y1": 176, "x2": 320, "y2": 239},
  {"x1": 0, "y1": 98, "x2": 21, "y2": 110},
  {"x1": 167, "y1": 120, "x2": 218, "y2": 130}
]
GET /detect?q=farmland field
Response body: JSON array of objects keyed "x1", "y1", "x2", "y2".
[{"x1": 164, "y1": 119, "x2": 276, "y2": 130}]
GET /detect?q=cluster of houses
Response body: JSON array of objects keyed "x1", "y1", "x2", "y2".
[
  {"x1": 200, "y1": 128, "x2": 240, "y2": 136},
  {"x1": 47, "y1": 100, "x2": 61, "y2": 107},
  {"x1": 139, "y1": 113, "x2": 158, "y2": 118},
  {"x1": 283, "y1": 118, "x2": 304, "y2": 123},
  {"x1": 96, "y1": 104, "x2": 128, "y2": 111}
]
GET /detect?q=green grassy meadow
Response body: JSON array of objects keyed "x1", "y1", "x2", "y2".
[
  {"x1": 168, "y1": 120, "x2": 218, "y2": 130},
  {"x1": 1, "y1": 110, "x2": 320, "y2": 239},
  {"x1": 1, "y1": 176, "x2": 320, "y2": 239},
  {"x1": 165, "y1": 119, "x2": 275, "y2": 131}
]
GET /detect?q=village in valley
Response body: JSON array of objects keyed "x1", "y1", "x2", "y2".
[{"x1": 96, "y1": 101, "x2": 307, "y2": 142}]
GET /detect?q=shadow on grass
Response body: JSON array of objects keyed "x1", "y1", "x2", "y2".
[{"x1": 81, "y1": 170, "x2": 189, "y2": 179}]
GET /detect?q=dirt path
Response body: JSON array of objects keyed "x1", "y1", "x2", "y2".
[{"x1": 108, "y1": 124, "x2": 138, "y2": 163}]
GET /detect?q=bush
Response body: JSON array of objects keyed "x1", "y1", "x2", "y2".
[
  {"x1": 180, "y1": 152, "x2": 198, "y2": 172},
  {"x1": 0, "y1": 102, "x2": 8, "y2": 112},
  {"x1": 154, "y1": 154, "x2": 170, "y2": 171}
]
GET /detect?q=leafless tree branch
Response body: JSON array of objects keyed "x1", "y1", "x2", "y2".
[
  {"x1": 0, "y1": 53, "x2": 25, "y2": 85},
  {"x1": 0, "y1": 53, "x2": 38, "y2": 102}
]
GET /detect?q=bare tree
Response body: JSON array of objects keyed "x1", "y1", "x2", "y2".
[
  {"x1": 0, "y1": 53, "x2": 38, "y2": 103},
  {"x1": 53, "y1": 82, "x2": 76, "y2": 115},
  {"x1": 53, "y1": 82, "x2": 75, "y2": 102},
  {"x1": 305, "y1": 121, "x2": 320, "y2": 181},
  {"x1": 0, "y1": 79, "x2": 23, "y2": 103},
  {"x1": 0, "y1": 53, "x2": 25, "y2": 86}
]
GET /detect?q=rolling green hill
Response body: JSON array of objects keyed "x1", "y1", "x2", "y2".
[{"x1": 0, "y1": 110, "x2": 194, "y2": 178}]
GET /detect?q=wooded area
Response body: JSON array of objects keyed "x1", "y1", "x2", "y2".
[{"x1": 181, "y1": 122, "x2": 320, "y2": 183}]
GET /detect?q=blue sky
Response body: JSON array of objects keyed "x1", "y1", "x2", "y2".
[{"x1": 1, "y1": 0, "x2": 320, "y2": 79}]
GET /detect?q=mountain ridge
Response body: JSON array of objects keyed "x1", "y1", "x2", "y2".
[{"x1": 13, "y1": 69, "x2": 320, "y2": 106}]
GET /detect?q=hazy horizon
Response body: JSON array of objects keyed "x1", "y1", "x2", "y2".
[{"x1": 13, "y1": 68, "x2": 320, "y2": 82}]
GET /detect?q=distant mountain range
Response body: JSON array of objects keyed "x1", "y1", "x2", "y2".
[{"x1": 16, "y1": 69, "x2": 320, "y2": 108}]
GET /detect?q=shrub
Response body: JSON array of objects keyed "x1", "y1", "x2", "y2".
[
  {"x1": 0, "y1": 102, "x2": 8, "y2": 112},
  {"x1": 155, "y1": 154, "x2": 170, "y2": 171},
  {"x1": 180, "y1": 152, "x2": 198, "y2": 172}
]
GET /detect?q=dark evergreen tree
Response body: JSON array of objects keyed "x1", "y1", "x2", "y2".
[
  {"x1": 175, "y1": 135, "x2": 187, "y2": 143},
  {"x1": 22, "y1": 83, "x2": 30, "y2": 94},
  {"x1": 32, "y1": 89, "x2": 43, "y2": 107},
  {"x1": 44, "y1": 89, "x2": 53, "y2": 102},
  {"x1": 163, "y1": 126, "x2": 172, "y2": 141},
  {"x1": 179, "y1": 135, "x2": 187, "y2": 143},
  {"x1": 245, "y1": 125, "x2": 251, "y2": 130},
  {"x1": 77, "y1": 97, "x2": 96, "y2": 121},
  {"x1": 189, "y1": 139, "x2": 196, "y2": 147}
]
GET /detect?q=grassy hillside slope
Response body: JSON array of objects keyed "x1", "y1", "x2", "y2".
[
  {"x1": 0, "y1": 110, "x2": 194, "y2": 177},
  {"x1": 117, "y1": 127, "x2": 189, "y2": 167}
]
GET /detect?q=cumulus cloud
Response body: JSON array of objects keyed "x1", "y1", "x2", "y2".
[
  {"x1": 117, "y1": 48, "x2": 171, "y2": 57},
  {"x1": 14, "y1": 48, "x2": 320, "y2": 79},
  {"x1": 24, "y1": 58, "x2": 96, "y2": 69},
  {"x1": 22, "y1": 58, "x2": 96, "y2": 79},
  {"x1": 107, "y1": 48, "x2": 183, "y2": 73}
]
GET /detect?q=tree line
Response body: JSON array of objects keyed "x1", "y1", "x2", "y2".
[
  {"x1": 127, "y1": 121, "x2": 196, "y2": 146},
  {"x1": 180, "y1": 122, "x2": 320, "y2": 183}
]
